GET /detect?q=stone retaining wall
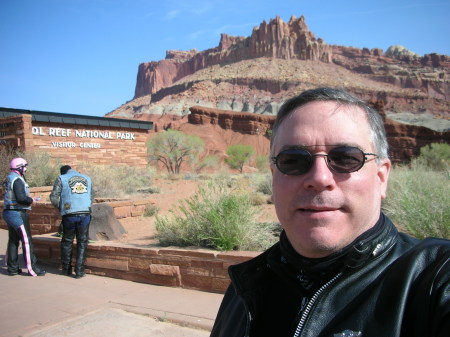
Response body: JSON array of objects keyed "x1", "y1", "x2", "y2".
[{"x1": 33, "y1": 235, "x2": 257, "y2": 293}]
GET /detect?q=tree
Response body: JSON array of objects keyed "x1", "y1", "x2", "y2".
[
  {"x1": 147, "y1": 129, "x2": 204, "y2": 174},
  {"x1": 225, "y1": 144, "x2": 255, "y2": 173}
]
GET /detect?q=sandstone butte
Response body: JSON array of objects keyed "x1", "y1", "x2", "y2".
[{"x1": 106, "y1": 15, "x2": 450, "y2": 163}]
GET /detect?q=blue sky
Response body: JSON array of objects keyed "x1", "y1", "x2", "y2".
[{"x1": 1, "y1": 0, "x2": 449, "y2": 117}]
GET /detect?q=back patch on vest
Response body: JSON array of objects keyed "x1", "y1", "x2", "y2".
[{"x1": 68, "y1": 176, "x2": 88, "y2": 194}]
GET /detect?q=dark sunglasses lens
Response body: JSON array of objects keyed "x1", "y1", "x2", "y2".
[
  {"x1": 276, "y1": 150, "x2": 311, "y2": 175},
  {"x1": 328, "y1": 147, "x2": 365, "y2": 172}
]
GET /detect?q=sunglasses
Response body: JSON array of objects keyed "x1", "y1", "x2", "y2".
[{"x1": 271, "y1": 146, "x2": 378, "y2": 175}]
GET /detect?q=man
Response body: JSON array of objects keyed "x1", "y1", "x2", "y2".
[
  {"x1": 50, "y1": 165, "x2": 93, "y2": 279},
  {"x1": 2, "y1": 157, "x2": 46, "y2": 276},
  {"x1": 210, "y1": 88, "x2": 449, "y2": 337}
]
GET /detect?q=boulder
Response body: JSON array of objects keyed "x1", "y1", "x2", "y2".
[{"x1": 89, "y1": 203, "x2": 126, "y2": 241}]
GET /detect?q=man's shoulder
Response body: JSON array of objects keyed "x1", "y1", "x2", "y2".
[
  {"x1": 393, "y1": 235, "x2": 450, "y2": 272},
  {"x1": 403, "y1": 235, "x2": 450, "y2": 252},
  {"x1": 228, "y1": 244, "x2": 278, "y2": 286},
  {"x1": 414, "y1": 237, "x2": 450, "y2": 255},
  {"x1": 66, "y1": 170, "x2": 91, "y2": 180},
  {"x1": 230, "y1": 244, "x2": 276, "y2": 270}
]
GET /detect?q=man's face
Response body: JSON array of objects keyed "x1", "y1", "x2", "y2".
[{"x1": 271, "y1": 101, "x2": 391, "y2": 258}]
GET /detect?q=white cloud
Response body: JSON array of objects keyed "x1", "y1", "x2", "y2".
[{"x1": 164, "y1": 9, "x2": 181, "y2": 20}]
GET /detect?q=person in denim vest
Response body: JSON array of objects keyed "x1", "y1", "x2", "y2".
[
  {"x1": 2, "y1": 157, "x2": 46, "y2": 276},
  {"x1": 50, "y1": 165, "x2": 93, "y2": 279}
]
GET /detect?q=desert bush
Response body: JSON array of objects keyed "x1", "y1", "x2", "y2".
[
  {"x1": 0, "y1": 147, "x2": 60, "y2": 187},
  {"x1": 155, "y1": 181, "x2": 278, "y2": 251},
  {"x1": 413, "y1": 143, "x2": 450, "y2": 171},
  {"x1": 79, "y1": 163, "x2": 154, "y2": 198},
  {"x1": 208, "y1": 172, "x2": 238, "y2": 188},
  {"x1": 26, "y1": 151, "x2": 61, "y2": 187},
  {"x1": 251, "y1": 173, "x2": 272, "y2": 195},
  {"x1": 225, "y1": 144, "x2": 255, "y2": 173},
  {"x1": 143, "y1": 204, "x2": 160, "y2": 217},
  {"x1": 255, "y1": 154, "x2": 270, "y2": 172},
  {"x1": 382, "y1": 162, "x2": 449, "y2": 239},
  {"x1": 250, "y1": 193, "x2": 268, "y2": 206},
  {"x1": 0, "y1": 146, "x2": 20, "y2": 182},
  {"x1": 195, "y1": 154, "x2": 220, "y2": 173}
]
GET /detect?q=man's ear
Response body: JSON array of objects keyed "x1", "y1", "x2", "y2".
[{"x1": 378, "y1": 158, "x2": 391, "y2": 200}]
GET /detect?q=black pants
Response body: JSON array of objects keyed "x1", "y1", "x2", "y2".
[
  {"x1": 6, "y1": 211, "x2": 42, "y2": 276},
  {"x1": 60, "y1": 214, "x2": 91, "y2": 276}
]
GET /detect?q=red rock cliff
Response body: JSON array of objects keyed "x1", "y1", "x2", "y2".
[
  {"x1": 134, "y1": 15, "x2": 331, "y2": 98},
  {"x1": 187, "y1": 105, "x2": 450, "y2": 163}
]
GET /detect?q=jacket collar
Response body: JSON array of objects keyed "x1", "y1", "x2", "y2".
[{"x1": 229, "y1": 213, "x2": 399, "y2": 295}]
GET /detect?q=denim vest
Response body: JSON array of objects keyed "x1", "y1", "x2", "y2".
[
  {"x1": 59, "y1": 170, "x2": 92, "y2": 216},
  {"x1": 3, "y1": 172, "x2": 32, "y2": 210}
]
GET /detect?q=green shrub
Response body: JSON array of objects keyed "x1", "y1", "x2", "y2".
[
  {"x1": 209, "y1": 172, "x2": 239, "y2": 188},
  {"x1": 250, "y1": 193, "x2": 268, "y2": 206},
  {"x1": 195, "y1": 155, "x2": 220, "y2": 173},
  {"x1": 252, "y1": 173, "x2": 272, "y2": 195},
  {"x1": 0, "y1": 148, "x2": 60, "y2": 187},
  {"x1": 414, "y1": 143, "x2": 450, "y2": 171},
  {"x1": 155, "y1": 181, "x2": 278, "y2": 251},
  {"x1": 79, "y1": 163, "x2": 154, "y2": 198},
  {"x1": 225, "y1": 144, "x2": 255, "y2": 173},
  {"x1": 143, "y1": 204, "x2": 160, "y2": 217},
  {"x1": 255, "y1": 154, "x2": 270, "y2": 172},
  {"x1": 0, "y1": 146, "x2": 20, "y2": 182},
  {"x1": 382, "y1": 163, "x2": 449, "y2": 239},
  {"x1": 26, "y1": 151, "x2": 61, "y2": 187}
]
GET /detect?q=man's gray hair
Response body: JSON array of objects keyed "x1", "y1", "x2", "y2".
[{"x1": 270, "y1": 87, "x2": 389, "y2": 160}]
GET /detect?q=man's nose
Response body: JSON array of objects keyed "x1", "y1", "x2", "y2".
[{"x1": 302, "y1": 155, "x2": 336, "y2": 190}]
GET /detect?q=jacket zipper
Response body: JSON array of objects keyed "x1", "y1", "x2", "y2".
[
  {"x1": 292, "y1": 272, "x2": 343, "y2": 337},
  {"x1": 244, "y1": 310, "x2": 252, "y2": 337}
]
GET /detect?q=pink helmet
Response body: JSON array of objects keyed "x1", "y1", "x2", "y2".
[{"x1": 10, "y1": 157, "x2": 28, "y2": 170}]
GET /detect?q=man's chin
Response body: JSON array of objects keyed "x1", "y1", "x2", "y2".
[{"x1": 287, "y1": 229, "x2": 347, "y2": 258}]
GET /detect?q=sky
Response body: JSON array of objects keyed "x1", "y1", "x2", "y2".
[{"x1": 1, "y1": 0, "x2": 449, "y2": 117}]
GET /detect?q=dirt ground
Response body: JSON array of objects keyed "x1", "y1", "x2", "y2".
[{"x1": 110, "y1": 177, "x2": 278, "y2": 249}]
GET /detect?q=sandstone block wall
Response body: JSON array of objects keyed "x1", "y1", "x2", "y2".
[
  {"x1": 33, "y1": 236, "x2": 257, "y2": 293},
  {"x1": 0, "y1": 114, "x2": 34, "y2": 150}
]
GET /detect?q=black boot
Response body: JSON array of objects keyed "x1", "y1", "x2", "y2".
[
  {"x1": 74, "y1": 223, "x2": 89, "y2": 279},
  {"x1": 61, "y1": 223, "x2": 75, "y2": 277},
  {"x1": 30, "y1": 266, "x2": 46, "y2": 276},
  {"x1": 8, "y1": 269, "x2": 22, "y2": 276},
  {"x1": 61, "y1": 264, "x2": 72, "y2": 276},
  {"x1": 7, "y1": 226, "x2": 21, "y2": 275}
]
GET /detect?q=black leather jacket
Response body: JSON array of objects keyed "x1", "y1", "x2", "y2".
[{"x1": 210, "y1": 215, "x2": 450, "y2": 337}]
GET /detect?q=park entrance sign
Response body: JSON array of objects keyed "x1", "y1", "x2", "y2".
[{"x1": 0, "y1": 107, "x2": 153, "y2": 168}]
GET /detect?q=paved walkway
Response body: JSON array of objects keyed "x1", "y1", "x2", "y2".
[{"x1": 0, "y1": 229, "x2": 223, "y2": 337}]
